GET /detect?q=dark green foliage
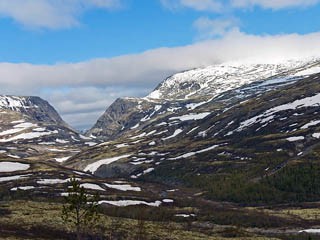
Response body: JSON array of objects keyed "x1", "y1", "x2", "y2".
[
  {"x1": 62, "y1": 177, "x2": 100, "y2": 240},
  {"x1": 182, "y1": 161, "x2": 320, "y2": 204},
  {"x1": 266, "y1": 163, "x2": 320, "y2": 200}
]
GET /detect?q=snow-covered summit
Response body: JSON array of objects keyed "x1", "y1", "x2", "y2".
[
  {"x1": 147, "y1": 57, "x2": 320, "y2": 100},
  {"x1": 0, "y1": 95, "x2": 69, "y2": 128},
  {"x1": 0, "y1": 96, "x2": 35, "y2": 111}
]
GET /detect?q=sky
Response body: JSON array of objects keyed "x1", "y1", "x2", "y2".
[{"x1": 1, "y1": 0, "x2": 320, "y2": 130}]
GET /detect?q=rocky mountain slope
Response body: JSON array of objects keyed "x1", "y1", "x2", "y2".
[
  {"x1": 0, "y1": 95, "x2": 97, "y2": 161},
  {"x1": 87, "y1": 58, "x2": 320, "y2": 139},
  {"x1": 68, "y1": 58, "x2": 320, "y2": 203}
]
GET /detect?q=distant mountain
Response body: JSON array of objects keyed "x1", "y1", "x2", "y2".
[
  {"x1": 69, "y1": 58, "x2": 320, "y2": 203},
  {"x1": 0, "y1": 95, "x2": 68, "y2": 126},
  {"x1": 0, "y1": 95, "x2": 96, "y2": 160}
]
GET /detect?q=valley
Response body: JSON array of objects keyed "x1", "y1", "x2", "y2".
[{"x1": 1, "y1": 58, "x2": 320, "y2": 239}]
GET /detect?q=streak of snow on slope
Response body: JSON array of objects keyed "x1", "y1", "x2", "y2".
[
  {"x1": 11, "y1": 120, "x2": 24, "y2": 124},
  {"x1": 0, "y1": 128, "x2": 25, "y2": 136},
  {"x1": 80, "y1": 183, "x2": 105, "y2": 191},
  {"x1": 116, "y1": 143, "x2": 129, "y2": 148},
  {"x1": 143, "y1": 168, "x2": 154, "y2": 174},
  {"x1": 169, "y1": 112, "x2": 211, "y2": 121},
  {"x1": 104, "y1": 183, "x2": 141, "y2": 192},
  {"x1": 0, "y1": 174, "x2": 31, "y2": 182},
  {"x1": 299, "y1": 229, "x2": 320, "y2": 233},
  {"x1": 84, "y1": 154, "x2": 131, "y2": 173},
  {"x1": 7, "y1": 154, "x2": 21, "y2": 159},
  {"x1": 293, "y1": 66, "x2": 320, "y2": 76},
  {"x1": 169, "y1": 145, "x2": 220, "y2": 160},
  {"x1": 301, "y1": 120, "x2": 320, "y2": 129},
  {"x1": 11, "y1": 186, "x2": 35, "y2": 191},
  {"x1": 162, "y1": 129, "x2": 183, "y2": 140},
  {"x1": 37, "y1": 178, "x2": 75, "y2": 185},
  {"x1": 0, "y1": 131, "x2": 58, "y2": 142},
  {"x1": 0, "y1": 122, "x2": 37, "y2": 137},
  {"x1": 14, "y1": 122, "x2": 36, "y2": 128},
  {"x1": 287, "y1": 136, "x2": 305, "y2": 142},
  {"x1": 56, "y1": 139, "x2": 69, "y2": 144},
  {"x1": 130, "y1": 132, "x2": 146, "y2": 140},
  {"x1": 85, "y1": 142, "x2": 97, "y2": 146}
]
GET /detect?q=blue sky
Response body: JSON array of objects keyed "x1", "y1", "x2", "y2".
[
  {"x1": 0, "y1": 0, "x2": 320, "y2": 129},
  {"x1": 1, "y1": 0, "x2": 320, "y2": 64}
]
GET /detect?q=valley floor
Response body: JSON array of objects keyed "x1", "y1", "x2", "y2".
[{"x1": 0, "y1": 200, "x2": 320, "y2": 240}]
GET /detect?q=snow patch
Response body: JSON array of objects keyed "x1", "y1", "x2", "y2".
[
  {"x1": 286, "y1": 136, "x2": 305, "y2": 142},
  {"x1": 0, "y1": 162, "x2": 30, "y2": 172},
  {"x1": 162, "y1": 129, "x2": 183, "y2": 140},
  {"x1": 54, "y1": 156, "x2": 72, "y2": 163},
  {"x1": 80, "y1": 183, "x2": 105, "y2": 191},
  {"x1": 169, "y1": 112, "x2": 211, "y2": 122},
  {"x1": 99, "y1": 200, "x2": 162, "y2": 207},
  {"x1": 84, "y1": 154, "x2": 131, "y2": 174}
]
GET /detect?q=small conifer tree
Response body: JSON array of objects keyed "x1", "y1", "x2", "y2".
[{"x1": 62, "y1": 177, "x2": 100, "y2": 240}]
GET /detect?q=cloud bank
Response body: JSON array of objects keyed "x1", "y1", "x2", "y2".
[{"x1": 1, "y1": 31, "x2": 320, "y2": 129}]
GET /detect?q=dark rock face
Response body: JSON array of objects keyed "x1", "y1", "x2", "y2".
[
  {"x1": 24, "y1": 96, "x2": 68, "y2": 127},
  {"x1": 94, "y1": 162, "x2": 139, "y2": 178},
  {"x1": 86, "y1": 98, "x2": 157, "y2": 139}
]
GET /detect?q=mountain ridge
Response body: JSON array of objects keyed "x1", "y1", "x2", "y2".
[{"x1": 87, "y1": 58, "x2": 320, "y2": 140}]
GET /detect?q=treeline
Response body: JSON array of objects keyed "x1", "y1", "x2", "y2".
[{"x1": 186, "y1": 162, "x2": 320, "y2": 204}]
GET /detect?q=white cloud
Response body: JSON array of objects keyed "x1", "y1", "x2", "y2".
[
  {"x1": 161, "y1": 0, "x2": 320, "y2": 11},
  {"x1": 0, "y1": 0, "x2": 121, "y2": 29},
  {"x1": 160, "y1": 0, "x2": 223, "y2": 12},
  {"x1": 231, "y1": 0, "x2": 320, "y2": 9},
  {"x1": 1, "y1": 31, "x2": 320, "y2": 129},
  {"x1": 193, "y1": 17, "x2": 239, "y2": 39}
]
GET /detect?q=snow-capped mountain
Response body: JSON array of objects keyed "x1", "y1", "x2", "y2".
[
  {"x1": 147, "y1": 58, "x2": 320, "y2": 100},
  {"x1": 87, "y1": 58, "x2": 320, "y2": 139},
  {"x1": 0, "y1": 95, "x2": 96, "y2": 160},
  {"x1": 0, "y1": 95, "x2": 68, "y2": 126},
  {"x1": 75, "y1": 58, "x2": 320, "y2": 183}
]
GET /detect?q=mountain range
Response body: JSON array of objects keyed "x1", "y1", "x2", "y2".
[{"x1": 2, "y1": 57, "x2": 320, "y2": 239}]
